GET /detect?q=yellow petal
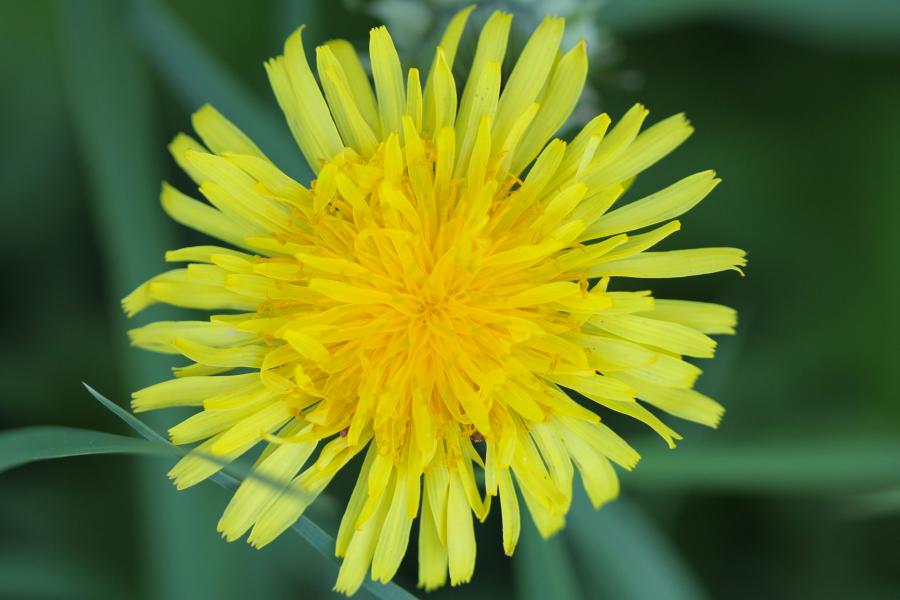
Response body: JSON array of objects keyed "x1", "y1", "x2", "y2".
[
  {"x1": 266, "y1": 28, "x2": 343, "y2": 172},
  {"x1": 191, "y1": 104, "x2": 266, "y2": 159},
  {"x1": 585, "y1": 170, "x2": 719, "y2": 238},
  {"x1": 493, "y1": 16, "x2": 565, "y2": 148},
  {"x1": 616, "y1": 372, "x2": 725, "y2": 427},
  {"x1": 417, "y1": 486, "x2": 449, "y2": 590},
  {"x1": 405, "y1": 67, "x2": 423, "y2": 131},
  {"x1": 446, "y1": 471, "x2": 476, "y2": 585},
  {"x1": 423, "y1": 5, "x2": 475, "y2": 133},
  {"x1": 497, "y1": 466, "x2": 520, "y2": 555},
  {"x1": 130, "y1": 373, "x2": 258, "y2": 412},
  {"x1": 591, "y1": 247, "x2": 747, "y2": 278},
  {"x1": 642, "y1": 299, "x2": 737, "y2": 335},
  {"x1": 218, "y1": 429, "x2": 317, "y2": 540},
  {"x1": 369, "y1": 26, "x2": 406, "y2": 138},
  {"x1": 371, "y1": 472, "x2": 414, "y2": 582},
  {"x1": 317, "y1": 45, "x2": 379, "y2": 156},
  {"x1": 323, "y1": 39, "x2": 380, "y2": 131},
  {"x1": 168, "y1": 133, "x2": 208, "y2": 184},
  {"x1": 455, "y1": 10, "x2": 510, "y2": 161},
  {"x1": 589, "y1": 312, "x2": 717, "y2": 358},
  {"x1": 159, "y1": 183, "x2": 250, "y2": 249},
  {"x1": 584, "y1": 113, "x2": 694, "y2": 191},
  {"x1": 334, "y1": 472, "x2": 392, "y2": 594}
]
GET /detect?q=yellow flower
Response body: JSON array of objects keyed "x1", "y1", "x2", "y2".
[{"x1": 124, "y1": 8, "x2": 745, "y2": 595}]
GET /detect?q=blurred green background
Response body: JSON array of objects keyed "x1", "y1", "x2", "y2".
[{"x1": 2, "y1": 0, "x2": 899, "y2": 598}]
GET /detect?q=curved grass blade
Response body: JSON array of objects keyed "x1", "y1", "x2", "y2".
[
  {"x1": 129, "y1": 0, "x2": 313, "y2": 183},
  {"x1": 567, "y1": 491, "x2": 706, "y2": 600},
  {"x1": 84, "y1": 383, "x2": 333, "y2": 514},
  {"x1": 83, "y1": 384, "x2": 419, "y2": 600},
  {"x1": 0, "y1": 426, "x2": 171, "y2": 474},
  {"x1": 84, "y1": 382, "x2": 168, "y2": 443}
]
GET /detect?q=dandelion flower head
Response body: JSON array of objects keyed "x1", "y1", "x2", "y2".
[{"x1": 124, "y1": 7, "x2": 745, "y2": 594}]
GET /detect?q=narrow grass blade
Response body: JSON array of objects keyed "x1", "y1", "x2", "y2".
[
  {"x1": 632, "y1": 436, "x2": 900, "y2": 494},
  {"x1": 567, "y1": 492, "x2": 706, "y2": 600},
  {"x1": 83, "y1": 382, "x2": 168, "y2": 443},
  {"x1": 514, "y1": 518, "x2": 582, "y2": 600},
  {"x1": 83, "y1": 384, "x2": 419, "y2": 600},
  {"x1": 130, "y1": 0, "x2": 313, "y2": 183},
  {"x1": 57, "y1": 1, "x2": 232, "y2": 596},
  {"x1": 0, "y1": 426, "x2": 171, "y2": 474}
]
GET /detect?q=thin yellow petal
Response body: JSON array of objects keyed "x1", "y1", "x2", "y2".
[
  {"x1": 191, "y1": 104, "x2": 266, "y2": 158},
  {"x1": 454, "y1": 60, "x2": 501, "y2": 176},
  {"x1": 324, "y1": 39, "x2": 380, "y2": 130},
  {"x1": 159, "y1": 183, "x2": 250, "y2": 249},
  {"x1": 168, "y1": 133, "x2": 208, "y2": 184},
  {"x1": 446, "y1": 472, "x2": 476, "y2": 585},
  {"x1": 585, "y1": 171, "x2": 719, "y2": 238},
  {"x1": 369, "y1": 26, "x2": 406, "y2": 138},
  {"x1": 455, "y1": 10, "x2": 510, "y2": 156},
  {"x1": 266, "y1": 28, "x2": 343, "y2": 172},
  {"x1": 643, "y1": 299, "x2": 738, "y2": 335},
  {"x1": 423, "y1": 5, "x2": 475, "y2": 133},
  {"x1": 405, "y1": 68, "x2": 423, "y2": 131},
  {"x1": 512, "y1": 40, "x2": 588, "y2": 173},
  {"x1": 417, "y1": 486, "x2": 449, "y2": 590},
  {"x1": 493, "y1": 16, "x2": 565, "y2": 149},
  {"x1": 591, "y1": 248, "x2": 747, "y2": 278},
  {"x1": 317, "y1": 45, "x2": 379, "y2": 156}
]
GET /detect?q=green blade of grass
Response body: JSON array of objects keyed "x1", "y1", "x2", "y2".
[
  {"x1": 513, "y1": 518, "x2": 582, "y2": 600},
  {"x1": 129, "y1": 0, "x2": 313, "y2": 183},
  {"x1": 83, "y1": 384, "x2": 419, "y2": 600},
  {"x1": 57, "y1": 2, "x2": 262, "y2": 597},
  {"x1": 84, "y1": 383, "x2": 168, "y2": 443},
  {"x1": 567, "y1": 492, "x2": 706, "y2": 600},
  {"x1": 0, "y1": 426, "x2": 172, "y2": 474},
  {"x1": 631, "y1": 435, "x2": 900, "y2": 494},
  {"x1": 58, "y1": 0, "x2": 410, "y2": 596},
  {"x1": 0, "y1": 417, "x2": 416, "y2": 600}
]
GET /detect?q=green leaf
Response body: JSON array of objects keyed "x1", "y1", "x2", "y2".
[
  {"x1": 631, "y1": 435, "x2": 900, "y2": 494},
  {"x1": 82, "y1": 385, "x2": 419, "y2": 600},
  {"x1": 58, "y1": 0, "x2": 174, "y2": 294},
  {"x1": 56, "y1": 1, "x2": 238, "y2": 596},
  {"x1": 83, "y1": 383, "x2": 168, "y2": 444},
  {"x1": 129, "y1": 0, "x2": 313, "y2": 183},
  {"x1": 513, "y1": 518, "x2": 582, "y2": 600},
  {"x1": 567, "y1": 492, "x2": 706, "y2": 600},
  {"x1": 0, "y1": 426, "x2": 171, "y2": 474}
]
